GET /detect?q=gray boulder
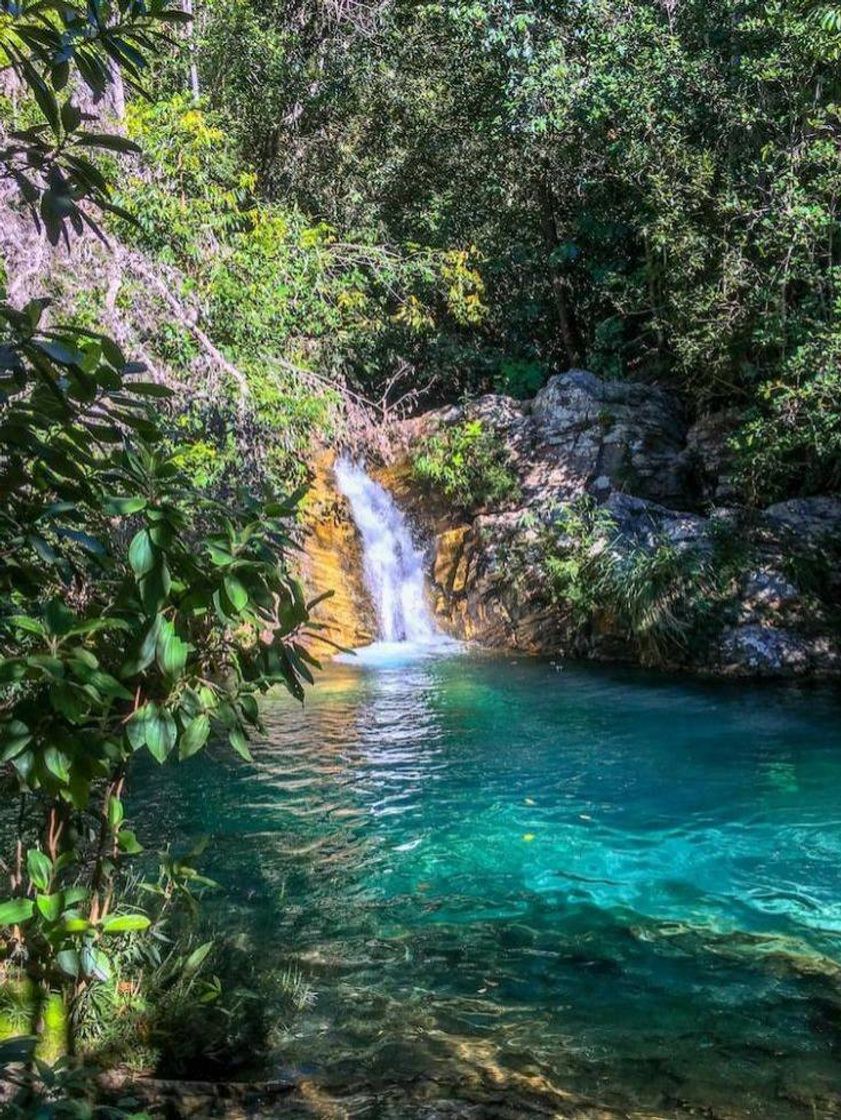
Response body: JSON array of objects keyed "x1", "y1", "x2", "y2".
[{"x1": 530, "y1": 370, "x2": 689, "y2": 506}]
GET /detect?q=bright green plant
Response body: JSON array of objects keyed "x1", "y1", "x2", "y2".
[
  {"x1": 192, "y1": 0, "x2": 841, "y2": 502},
  {"x1": 411, "y1": 419, "x2": 520, "y2": 512},
  {"x1": 0, "y1": 0, "x2": 320, "y2": 1078},
  {"x1": 732, "y1": 347, "x2": 841, "y2": 504},
  {"x1": 0, "y1": 317, "x2": 319, "y2": 1021},
  {"x1": 493, "y1": 358, "x2": 545, "y2": 399}
]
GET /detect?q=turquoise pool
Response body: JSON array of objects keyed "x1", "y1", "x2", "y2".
[{"x1": 142, "y1": 649, "x2": 841, "y2": 1118}]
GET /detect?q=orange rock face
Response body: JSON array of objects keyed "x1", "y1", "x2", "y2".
[{"x1": 299, "y1": 452, "x2": 377, "y2": 654}]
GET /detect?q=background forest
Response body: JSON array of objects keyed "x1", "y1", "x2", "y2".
[{"x1": 4, "y1": 0, "x2": 841, "y2": 502}]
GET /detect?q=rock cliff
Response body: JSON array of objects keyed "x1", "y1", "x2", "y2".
[
  {"x1": 299, "y1": 455, "x2": 377, "y2": 652},
  {"x1": 303, "y1": 372, "x2": 840, "y2": 678}
]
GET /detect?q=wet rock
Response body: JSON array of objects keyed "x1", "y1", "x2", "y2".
[
  {"x1": 300, "y1": 452, "x2": 378, "y2": 650},
  {"x1": 715, "y1": 624, "x2": 840, "y2": 678},
  {"x1": 310, "y1": 368, "x2": 839, "y2": 679}
]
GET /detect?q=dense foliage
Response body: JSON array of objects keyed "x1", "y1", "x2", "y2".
[
  {"x1": 412, "y1": 419, "x2": 519, "y2": 512},
  {"x1": 0, "y1": 2, "x2": 319, "y2": 1105},
  {"x1": 188, "y1": 0, "x2": 841, "y2": 502},
  {"x1": 537, "y1": 499, "x2": 735, "y2": 666},
  {"x1": 0, "y1": 0, "x2": 840, "y2": 1101}
]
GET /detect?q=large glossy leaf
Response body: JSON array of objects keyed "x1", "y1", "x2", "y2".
[
  {"x1": 179, "y1": 713, "x2": 210, "y2": 760},
  {"x1": 26, "y1": 849, "x2": 52, "y2": 892},
  {"x1": 0, "y1": 898, "x2": 35, "y2": 927},
  {"x1": 101, "y1": 914, "x2": 151, "y2": 934},
  {"x1": 128, "y1": 528, "x2": 155, "y2": 578},
  {"x1": 156, "y1": 618, "x2": 190, "y2": 679}
]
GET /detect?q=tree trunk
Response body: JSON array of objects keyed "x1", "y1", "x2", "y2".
[
  {"x1": 184, "y1": 0, "x2": 200, "y2": 99},
  {"x1": 538, "y1": 171, "x2": 582, "y2": 369}
]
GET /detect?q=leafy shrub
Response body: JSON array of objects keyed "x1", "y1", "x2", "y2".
[
  {"x1": 0, "y1": 5, "x2": 318, "y2": 1080},
  {"x1": 411, "y1": 419, "x2": 520, "y2": 512},
  {"x1": 732, "y1": 347, "x2": 841, "y2": 504},
  {"x1": 493, "y1": 358, "x2": 545, "y2": 399}
]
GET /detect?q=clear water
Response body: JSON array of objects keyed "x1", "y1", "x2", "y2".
[{"x1": 141, "y1": 651, "x2": 841, "y2": 1118}]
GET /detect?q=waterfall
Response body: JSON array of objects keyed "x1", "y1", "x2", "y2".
[{"x1": 334, "y1": 457, "x2": 442, "y2": 645}]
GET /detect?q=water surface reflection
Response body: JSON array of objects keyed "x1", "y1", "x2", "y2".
[{"x1": 139, "y1": 653, "x2": 841, "y2": 1119}]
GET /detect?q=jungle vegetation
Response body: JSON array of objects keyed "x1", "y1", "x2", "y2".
[{"x1": 0, "y1": 0, "x2": 839, "y2": 1109}]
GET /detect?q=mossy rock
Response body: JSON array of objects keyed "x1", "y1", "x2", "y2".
[
  {"x1": 0, "y1": 977, "x2": 36, "y2": 1040},
  {"x1": 0, "y1": 978, "x2": 68, "y2": 1060},
  {"x1": 39, "y1": 992, "x2": 69, "y2": 1063}
]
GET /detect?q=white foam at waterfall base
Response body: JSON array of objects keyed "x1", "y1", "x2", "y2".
[{"x1": 334, "y1": 457, "x2": 454, "y2": 663}]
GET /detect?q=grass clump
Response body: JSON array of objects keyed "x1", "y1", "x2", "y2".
[
  {"x1": 411, "y1": 419, "x2": 520, "y2": 513},
  {"x1": 541, "y1": 499, "x2": 746, "y2": 666}
]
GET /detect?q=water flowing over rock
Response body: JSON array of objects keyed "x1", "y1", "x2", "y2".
[
  {"x1": 302, "y1": 371, "x2": 839, "y2": 678},
  {"x1": 333, "y1": 457, "x2": 442, "y2": 644},
  {"x1": 381, "y1": 371, "x2": 840, "y2": 678}
]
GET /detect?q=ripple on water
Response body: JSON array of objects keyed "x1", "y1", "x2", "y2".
[{"x1": 138, "y1": 653, "x2": 841, "y2": 1119}]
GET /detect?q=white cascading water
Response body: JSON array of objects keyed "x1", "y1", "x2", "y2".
[{"x1": 334, "y1": 457, "x2": 442, "y2": 645}]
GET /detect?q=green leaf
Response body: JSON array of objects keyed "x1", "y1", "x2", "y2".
[
  {"x1": 156, "y1": 618, "x2": 190, "y2": 679},
  {"x1": 34, "y1": 339, "x2": 84, "y2": 367},
  {"x1": 140, "y1": 559, "x2": 172, "y2": 613},
  {"x1": 183, "y1": 941, "x2": 213, "y2": 976},
  {"x1": 0, "y1": 898, "x2": 35, "y2": 926},
  {"x1": 56, "y1": 949, "x2": 80, "y2": 979},
  {"x1": 27, "y1": 849, "x2": 52, "y2": 892},
  {"x1": 0, "y1": 720, "x2": 32, "y2": 761},
  {"x1": 127, "y1": 702, "x2": 156, "y2": 751},
  {"x1": 63, "y1": 917, "x2": 92, "y2": 934},
  {"x1": 128, "y1": 701, "x2": 176, "y2": 761},
  {"x1": 81, "y1": 946, "x2": 111, "y2": 982},
  {"x1": 107, "y1": 796, "x2": 124, "y2": 828},
  {"x1": 0, "y1": 660, "x2": 26, "y2": 687},
  {"x1": 20, "y1": 55, "x2": 61, "y2": 135},
  {"x1": 105, "y1": 496, "x2": 147, "y2": 515},
  {"x1": 45, "y1": 599, "x2": 75, "y2": 637},
  {"x1": 126, "y1": 381, "x2": 173, "y2": 398},
  {"x1": 207, "y1": 544, "x2": 234, "y2": 567},
  {"x1": 43, "y1": 747, "x2": 71, "y2": 785},
  {"x1": 8, "y1": 615, "x2": 46, "y2": 636},
  {"x1": 179, "y1": 713, "x2": 210, "y2": 760},
  {"x1": 118, "y1": 830, "x2": 143, "y2": 856},
  {"x1": 61, "y1": 100, "x2": 82, "y2": 133},
  {"x1": 145, "y1": 706, "x2": 178, "y2": 764},
  {"x1": 0, "y1": 1037, "x2": 37, "y2": 1065},
  {"x1": 101, "y1": 914, "x2": 151, "y2": 934},
  {"x1": 36, "y1": 893, "x2": 63, "y2": 923},
  {"x1": 229, "y1": 728, "x2": 253, "y2": 762},
  {"x1": 76, "y1": 132, "x2": 142, "y2": 154},
  {"x1": 129, "y1": 529, "x2": 155, "y2": 578},
  {"x1": 121, "y1": 614, "x2": 162, "y2": 677},
  {"x1": 224, "y1": 575, "x2": 249, "y2": 613}
]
